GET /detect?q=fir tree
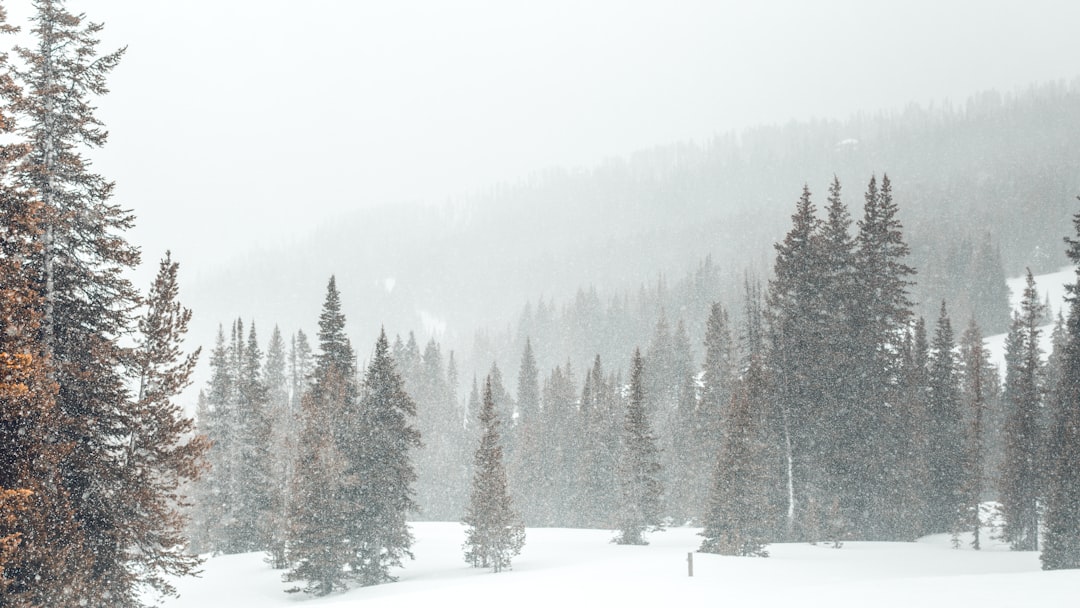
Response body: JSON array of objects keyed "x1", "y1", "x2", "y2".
[
  {"x1": 1001, "y1": 270, "x2": 1045, "y2": 551},
  {"x1": 1042, "y1": 201, "x2": 1080, "y2": 570},
  {"x1": 463, "y1": 377, "x2": 525, "y2": 572},
  {"x1": 614, "y1": 348, "x2": 664, "y2": 545},
  {"x1": 285, "y1": 277, "x2": 357, "y2": 594}
]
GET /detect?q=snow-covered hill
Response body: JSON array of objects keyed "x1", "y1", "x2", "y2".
[{"x1": 158, "y1": 522, "x2": 1077, "y2": 607}]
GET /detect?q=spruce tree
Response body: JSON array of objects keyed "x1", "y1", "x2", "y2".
[
  {"x1": 956, "y1": 318, "x2": 990, "y2": 549},
  {"x1": 699, "y1": 356, "x2": 776, "y2": 557},
  {"x1": 614, "y1": 348, "x2": 663, "y2": 545},
  {"x1": 285, "y1": 276, "x2": 357, "y2": 594},
  {"x1": 1042, "y1": 201, "x2": 1080, "y2": 570},
  {"x1": 234, "y1": 323, "x2": 273, "y2": 553},
  {"x1": 1001, "y1": 270, "x2": 1045, "y2": 551},
  {"x1": 463, "y1": 377, "x2": 525, "y2": 572},
  {"x1": 264, "y1": 326, "x2": 293, "y2": 568},
  {"x1": 349, "y1": 329, "x2": 422, "y2": 585},
  {"x1": 927, "y1": 302, "x2": 963, "y2": 534},
  {"x1": 765, "y1": 185, "x2": 824, "y2": 538}
]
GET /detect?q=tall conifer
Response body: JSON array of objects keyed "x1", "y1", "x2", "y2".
[{"x1": 463, "y1": 377, "x2": 525, "y2": 572}]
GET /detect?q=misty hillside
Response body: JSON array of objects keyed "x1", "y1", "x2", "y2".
[{"x1": 186, "y1": 80, "x2": 1080, "y2": 375}]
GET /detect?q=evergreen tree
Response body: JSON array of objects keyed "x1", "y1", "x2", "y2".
[
  {"x1": 16, "y1": 2, "x2": 142, "y2": 601},
  {"x1": 285, "y1": 276, "x2": 357, "y2": 594},
  {"x1": 349, "y1": 329, "x2": 422, "y2": 585},
  {"x1": 956, "y1": 318, "x2": 990, "y2": 549},
  {"x1": 614, "y1": 348, "x2": 663, "y2": 545},
  {"x1": 1042, "y1": 201, "x2": 1080, "y2": 570},
  {"x1": 463, "y1": 377, "x2": 525, "y2": 572},
  {"x1": 126, "y1": 253, "x2": 208, "y2": 599},
  {"x1": 926, "y1": 302, "x2": 963, "y2": 534},
  {"x1": 699, "y1": 356, "x2": 776, "y2": 557},
  {"x1": 577, "y1": 355, "x2": 621, "y2": 528},
  {"x1": 509, "y1": 338, "x2": 543, "y2": 524},
  {"x1": 849, "y1": 174, "x2": 916, "y2": 539},
  {"x1": 1001, "y1": 270, "x2": 1045, "y2": 551},
  {"x1": 264, "y1": 326, "x2": 293, "y2": 568},
  {"x1": 0, "y1": 57, "x2": 87, "y2": 601},
  {"x1": 288, "y1": 329, "x2": 313, "y2": 411},
  {"x1": 284, "y1": 366, "x2": 351, "y2": 595},
  {"x1": 234, "y1": 323, "x2": 273, "y2": 553},
  {"x1": 765, "y1": 184, "x2": 824, "y2": 539}
]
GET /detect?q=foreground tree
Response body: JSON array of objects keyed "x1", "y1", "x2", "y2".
[
  {"x1": 16, "y1": 2, "x2": 146, "y2": 603},
  {"x1": 285, "y1": 277, "x2": 357, "y2": 594},
  {"x1": 614, "y1": 348, "x2": 664, "y2": 545},
  {"x1": 463, "y1": 377, "x2": 525, "y2": 572},
  {"x1": 1042, "y1": 202, "x2": 1080, "y2": 570},
  {"x1": 126, "y1": 253, "x2": 208, "y2": 600},
  {"x1": 348, "y1": 329, "x2": 422, "y2": 586},
  {"x1": 0, "y1": 11, "x2": 86, "y2": 599}
]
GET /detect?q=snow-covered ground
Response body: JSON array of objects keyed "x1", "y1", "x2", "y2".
[{"x1": 159, "y1": 522, "x2": 1078, "y2": 607}]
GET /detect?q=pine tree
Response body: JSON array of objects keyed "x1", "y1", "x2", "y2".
[
  {"x1": 1042, "y1": 201, "x2": 1080, "y2": 570},
  {"x1": 765, "y1": 184, "x2": 824, "y2": 538},
  {"x1": 348, "y1": 329, "x2": 422, "y2": 585},
  {"x1": 1001, "y1": 270, "x2": 1045, "y2": 551},
  {"x1": 509, "y1": 339, "x2": 548, "y2": 525},
  {"x1": 126, "y1": 253, "x2": 208, "y2": 599},
  {"x1": 0, "y1": 84, "x2": 86, "y2": 602},
  {"x1": 849, "y1": 174, "x2": 916, "y2": 539},
  {"x1": 264, "y1": 326, "x2": 293, "y2": 568},
  {"x1": 234, "y1": 323, "x2": 273, "y2": 553},
  {"x1": 956, "y1": 318, "x2": 990, "y2": 549},
  {"x1": 16, "y1": 2, "x2": 140, "y2": 602},
  {"x1": 699, "y1": 356, "x2": 776, "y2": 556},
  {"x1": 927, "y1": 302, "x2": 963, "y2": 534},
  {"x1": 578, "y1": 355, "x2": 620, "y2": 528},
  {"x1": 285, "y1": 277, "x2": 357, "y2": 594},
  {"x1": 463, "y1": 377, "x2": 525, "y2": 572},
  {"x1": 614, "y1": 348, "x2": 664, "y2": 545}
]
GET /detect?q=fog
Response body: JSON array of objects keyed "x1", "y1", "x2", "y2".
[{"x1": 6, "y1": 0, "x2": 1077, "y2": 279}]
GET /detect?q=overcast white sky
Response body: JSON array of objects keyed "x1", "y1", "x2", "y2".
[{"x1": 6, "y1": 0, "x2": 1078, "y2": 282}]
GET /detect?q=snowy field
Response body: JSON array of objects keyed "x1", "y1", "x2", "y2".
[{"x1": 160, "y1": 522, "x2": 1078, "y2": 607}]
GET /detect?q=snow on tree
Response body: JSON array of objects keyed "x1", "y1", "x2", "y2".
[
  {"x1": 614, "y1": 348, "x2": 664, "y2": 545},
  {"x1": 463, "y1": 377, "x2": 525, "y2": 572}
]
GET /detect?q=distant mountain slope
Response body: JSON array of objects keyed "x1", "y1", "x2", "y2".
[{"x1": 184, "y1": 79, "x2": 1080, "y2": 378}]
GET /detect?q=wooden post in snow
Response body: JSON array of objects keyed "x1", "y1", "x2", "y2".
[{"x1": 687, "y1": 552, "x2": 694, "y2": 577}]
